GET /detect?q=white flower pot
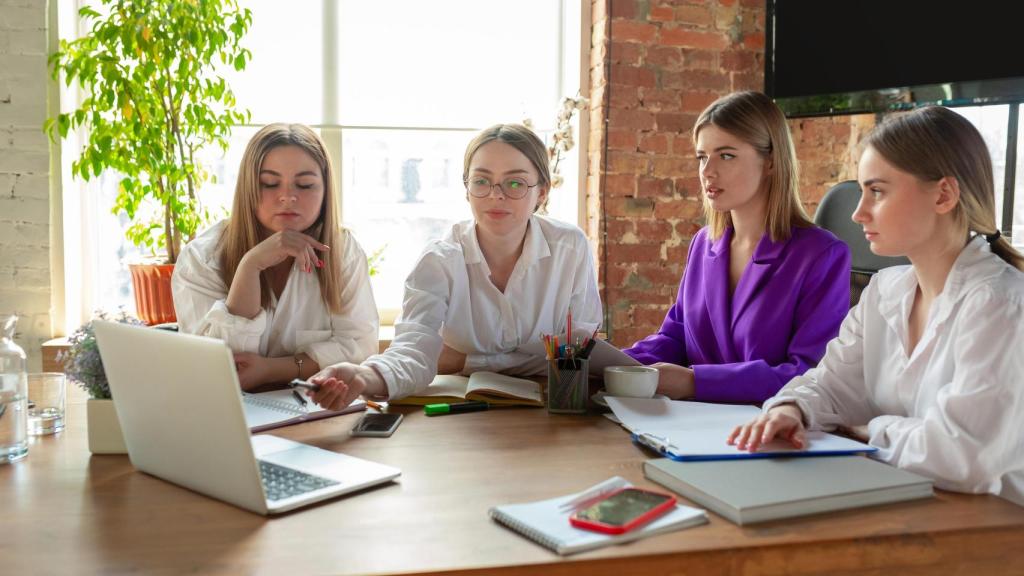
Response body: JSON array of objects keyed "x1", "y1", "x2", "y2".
[{"x1": 87, "y1": 398, "x2": 127, "y2": 454}]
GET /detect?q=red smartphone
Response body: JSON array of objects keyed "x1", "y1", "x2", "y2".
[{"x1": 569, "y1": 487, "x2": 677, "y2": 535}]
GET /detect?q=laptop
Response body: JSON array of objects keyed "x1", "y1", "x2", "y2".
[{"x1": 93, "y1": 320, "x2": 401, "y2": 515}]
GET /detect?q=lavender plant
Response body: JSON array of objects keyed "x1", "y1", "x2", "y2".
[{"x1": 59, "y1": 311, "x2": 145, "y2": 399}]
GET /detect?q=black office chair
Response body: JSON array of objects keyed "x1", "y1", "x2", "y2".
[{"x1": 814, "y1": 180, "x2": 910, "y2": 306}]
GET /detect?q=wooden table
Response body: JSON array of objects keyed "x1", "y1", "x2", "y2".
[{"x1": 4, "y1": 401, "x2": 1024, "y2": 575}]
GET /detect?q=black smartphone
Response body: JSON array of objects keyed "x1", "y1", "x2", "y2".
[{"x1": 350, "y1": 412, "x2": 403, "y2": 437}]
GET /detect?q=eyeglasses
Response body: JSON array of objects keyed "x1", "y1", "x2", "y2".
[{"x1": 464, "y1": 176, "x2": 539, "y2": 200}]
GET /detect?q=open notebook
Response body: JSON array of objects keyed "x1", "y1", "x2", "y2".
[
  {"x1": 489, "y1": 476, "x2": 707, "y2": 555},
  {"x1": 242, "y1": 389, "x2": 366, "y2": 433},
  {"x1": 390, "y1": 373, "x2": 544, "y2": 407}
]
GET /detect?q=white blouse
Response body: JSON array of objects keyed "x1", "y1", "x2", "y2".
[
  {"x1": 171, "y1": 220, "x2": 379, "y2": 369},
  {"x1": 765, "y1": 237, "x2": 1024, "y2": 506},
  {"x1": 365, "y1": 214, "x2": 603, "y2": 400}
]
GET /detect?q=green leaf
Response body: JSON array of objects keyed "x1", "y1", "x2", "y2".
[{"x1": 45, "y1": 0, "x2": 252, "y2": 263}]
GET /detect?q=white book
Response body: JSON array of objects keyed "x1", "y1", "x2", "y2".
[
  {"x1": 489, "y1": 476, "x2": 707, "y2": 555},
  {"x1": 645, "y1": 456, "x2": 933, "y2": 525}
]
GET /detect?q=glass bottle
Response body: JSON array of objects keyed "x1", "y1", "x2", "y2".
[{"x1": 0, "y1": 315, "x2": 28, "y2": 463}]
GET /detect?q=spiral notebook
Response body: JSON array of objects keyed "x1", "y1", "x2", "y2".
[
  {"x1": 242, "y1": 389, "x2": 366, "y2": 433},
  {"x1": 488, "y1": 476, "x2": 707, "y2": 555}
]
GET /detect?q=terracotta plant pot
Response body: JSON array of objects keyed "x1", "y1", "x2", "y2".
[
  {"x1": 87, "y1": 398, "x2": 126, "y2": 454},
  {"x1": 129, "y1": 263, "x2": 176, "y2": 325}
]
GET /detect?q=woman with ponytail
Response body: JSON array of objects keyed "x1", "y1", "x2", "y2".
[{"x1": 730, "y1": 106, "x2": 1024, "y2": 506}]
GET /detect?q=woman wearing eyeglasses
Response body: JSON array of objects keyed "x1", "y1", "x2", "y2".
[{"x1": 306, "y1": 124, "x2": 602, "y2": 408}]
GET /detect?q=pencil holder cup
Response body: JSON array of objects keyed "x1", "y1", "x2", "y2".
[{"x1": 547, "y1": 358, "x2": 589, "y2": 414}]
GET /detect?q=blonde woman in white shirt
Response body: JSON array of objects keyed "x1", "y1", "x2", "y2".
[
  {"x1": 307, "y1": 124, "x2": 602, "y2": 409},
  {"x1": 729, "y1": 107, "x2": 1024, "y2": 505},
  {"x1": 172, "y1": 124, "x2": 378, "y2": 390}
]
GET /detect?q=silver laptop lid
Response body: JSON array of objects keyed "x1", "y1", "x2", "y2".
[{"x1": 94, "y1": 321, "x2": 268, "y2": 514}]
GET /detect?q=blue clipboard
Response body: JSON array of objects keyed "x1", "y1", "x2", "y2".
[{"x1": 630, "y1": 431, "x2": 878, "y2": 462}]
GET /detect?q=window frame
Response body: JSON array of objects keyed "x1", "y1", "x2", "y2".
[{"x1": 51, "y1": 0, "x2": 592, "y2": 333}]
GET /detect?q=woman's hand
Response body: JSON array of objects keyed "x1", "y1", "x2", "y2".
[
  {"x1": 242, "y1": 229, "x2": 330, "y2": 274},
  {"x1": 650, "y1": 362, "x2": 695, "y2": 399},
  {"x1": 233, "y1": 352, "x2": 273, "y2": 390},
  {"x1": 437, "y1": 344, "x2": 467, "y2": 375},
  {"x1": 227, "y1": 230, "x2": 331, "y2": 319},
  {"x1": 728, "y1": 403, "x2": 806, "y2": 452},
  {"x1": 308, "y1": 363, "x2": 386, "y2": 411}
]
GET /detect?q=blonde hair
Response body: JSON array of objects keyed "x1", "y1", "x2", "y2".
[
  {"x1": 219, "y1": 123, "x2": 348, "y2": 312},
  {"x1": 463, "y1": 123, "x2": 551, "y2": 212},
  {"x1": 863, "y1": 106, "x2": 1024, "y2": 271},
  {"x1": 692, "y1": 91, "x2": 812, "y2": 242}
]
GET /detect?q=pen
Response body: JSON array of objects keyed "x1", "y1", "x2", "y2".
[
  {"x1": 424, "y1": 401, "x2": 489, "y2": 416},
  {"x1": 578, "y1": 337, "x2": 598, "y2": 360},
  {"x1": 365, "y1": 399, "x2": 385, "y2": 412},
  {"x1": 291, "y1": 390, "x2": 308, "y2": 409},
  {"x1": 288, "y1": 379, "x2": 321, "y2": 392}
]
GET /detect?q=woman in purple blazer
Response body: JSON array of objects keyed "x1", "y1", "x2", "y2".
[{"x1": 624, "y1": 91, "x2": 851, "y2": 404}]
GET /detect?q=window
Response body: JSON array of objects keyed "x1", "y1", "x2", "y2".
[
  {"x1": 951, "y1": 105, "x2": 1024, "y2": 249},
  {"x1": 57, "y1": 0, "x2": 588, "y2": 332},
  {"x1": 1015, "y1": 106, "x2": 1024, "y2": 249}
]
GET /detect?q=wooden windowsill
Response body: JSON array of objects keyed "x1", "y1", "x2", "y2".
[{"x1": 43, "y1": 324, "x2": 398, "y2": 374}]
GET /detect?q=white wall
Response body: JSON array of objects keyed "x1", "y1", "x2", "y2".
[{"x1": 0, "y1": 0, "x2": 52, "y2": 371}]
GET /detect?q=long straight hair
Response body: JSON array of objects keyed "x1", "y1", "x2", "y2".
[
  {"x1": 218, "y1": 123, "x2": 347, "y2": 312},
  {"x1": 863, "y1": 106, "x2": 1024, "y2": 271},
  {"x1": 692, "y1": 91, "x2": 812, "y2": 242}
]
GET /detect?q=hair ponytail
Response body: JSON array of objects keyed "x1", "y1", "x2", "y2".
[{"x1": 988, "y1": 234, "x2": 1024, "y2": 271}]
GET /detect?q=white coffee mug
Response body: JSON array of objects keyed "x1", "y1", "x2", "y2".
[{"x1": 603, "y1": 366, "x2": 659, "y2": 398}]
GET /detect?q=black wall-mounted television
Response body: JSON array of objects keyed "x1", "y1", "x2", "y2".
[{"x1": 765, "y1": 0, "x2": 1024, "y2": 117}]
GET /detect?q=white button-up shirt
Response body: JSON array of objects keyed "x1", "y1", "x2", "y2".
[
  {"x1": 766, "y1": 237, "x2": 1024, "y2": 506},
  {"x1": 171, "y1": 220, "x2": 379, "y2": 368},
  {"x1": 366, "y1": 214, "x2": 603, "y2": 400}
]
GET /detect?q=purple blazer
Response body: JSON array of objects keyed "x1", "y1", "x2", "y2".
[{"x1": 624, "y1": 225, "x2": 851, "y2": 404}]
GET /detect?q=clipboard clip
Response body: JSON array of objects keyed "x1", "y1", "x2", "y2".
[{"x1": 633, "y1": 431, "x2": 680, "y2": 456}]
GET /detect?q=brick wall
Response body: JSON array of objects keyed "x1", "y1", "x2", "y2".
[
  {"x1": 588, "y1": 0, "x2": 874, "y2": 346},
  {"x1": 0, "y1": 0, "x2": 52, "y2": 370}
]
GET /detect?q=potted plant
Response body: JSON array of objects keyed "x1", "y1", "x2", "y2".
[
  {"x1": 45, "y1": 0, "x2": 252, "y2": 324},
  {"x1": 60, "y1": 311, "x2": 146, "y2": 454}
]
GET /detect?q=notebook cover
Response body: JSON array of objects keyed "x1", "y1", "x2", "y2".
[{"x1": 644, "y1": 455, "x2": 933, "y2": 525}]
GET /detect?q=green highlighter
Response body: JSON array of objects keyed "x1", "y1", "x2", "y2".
[{"x1": 424, "y1": 401, "x2": 489, "y2": 416}]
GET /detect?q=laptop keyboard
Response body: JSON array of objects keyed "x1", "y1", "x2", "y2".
[{"x1": 258, "y1": 460, "x2": 340, "y2": 502}]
